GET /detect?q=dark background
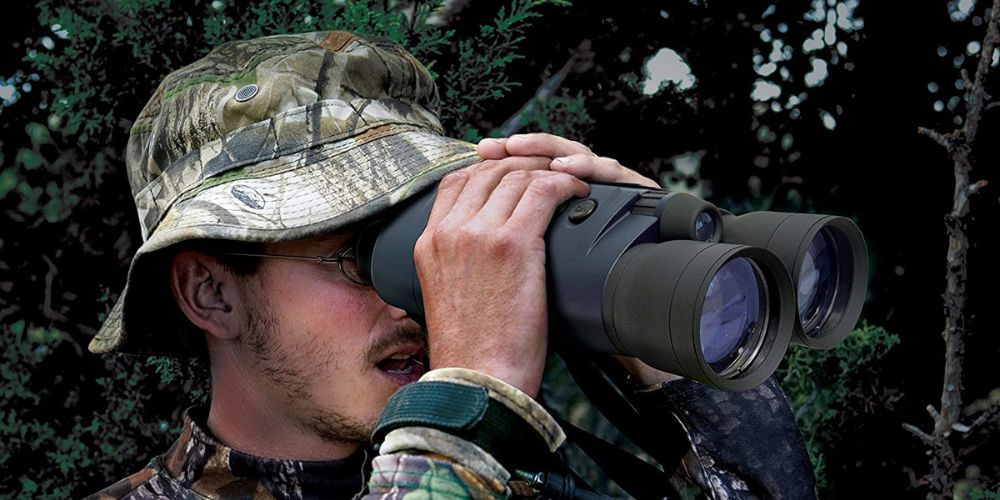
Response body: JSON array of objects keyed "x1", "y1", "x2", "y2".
[{"x1": 0, "y1": 1, "x2": 998, "y2": 498}]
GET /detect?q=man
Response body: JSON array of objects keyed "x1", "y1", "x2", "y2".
[{"x1": 88, "y1": 31, "x2": 815, "y2": 499}]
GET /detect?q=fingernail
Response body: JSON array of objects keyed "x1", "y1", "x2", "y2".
[
  {"x1": 554, "y1": 156, "x2": 572, "y2": 165},
  {"x1": 484, "y1": 137, "x2": 507, "y2": 145}
]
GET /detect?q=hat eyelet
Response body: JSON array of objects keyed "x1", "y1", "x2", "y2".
[{"x1": 235, "y1": 84, "x2": 259, "y2": 102}]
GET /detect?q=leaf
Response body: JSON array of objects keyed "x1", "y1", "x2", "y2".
[
  {"x1": 20, "y1": 477, "x2": 38, "y2": 493},
  {"x1": 10, "y1": 320, "x2": 26, "y2": 336},
  {"x1": 25, "y1": 122, "x2": 54, "y2": 148},
  {"x1": 15, "y1": 149, "x2": 44, "y2": 171},
  {"x1": 0, "y1": 168, "x2": 19, "y2": 199}
]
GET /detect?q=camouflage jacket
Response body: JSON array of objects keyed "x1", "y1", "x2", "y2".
[{"x1": 86, "y1": 370, "x2": 815, "y2": 499}]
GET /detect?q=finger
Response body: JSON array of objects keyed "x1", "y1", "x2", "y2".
[
  {"x1": 427, "y1": 169, "x2": 470, "y2": 226},
  {"x1": 476, "y1": 137, "x2": 509, "y2": 159},
  {"x1": 504, "y1": 133, "x2": 594, "y2": 159},
  {"x1": 508, "y1": 173, "x2": 590, "y2": 236},
  {"x1": 550, "y1": 154, "x2": 659, "y2": 188},
  {"x1": 444, "y1": 157, "x2": 551, "y2": 224},
  {"x1": 474, "y1": 170, "x2": 553, "y2": 226}
]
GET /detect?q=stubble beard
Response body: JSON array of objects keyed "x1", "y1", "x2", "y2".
[{"x1": 242, "y1": 294, "x2": 375, "y2": 447}]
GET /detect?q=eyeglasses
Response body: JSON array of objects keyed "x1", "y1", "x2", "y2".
[{"x1": 224, "y1": 239, "x2": 371, "y2": 286}]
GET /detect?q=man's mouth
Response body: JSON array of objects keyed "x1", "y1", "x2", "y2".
[{"x1": 375, "y1": 347, "x2": 429, "y2": 386}]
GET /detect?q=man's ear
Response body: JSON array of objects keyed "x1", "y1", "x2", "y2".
[{"x1": 170, "y1": 251, "x2": 243, "y2": 341}]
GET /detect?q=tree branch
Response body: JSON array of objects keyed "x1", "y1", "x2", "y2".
[
  {"x1": 0, "y1": 304, "x2": 19, "y2": 323},
  {"x1": 40, "y1": 255, "x2": 96, "y2": 343},
  {"x1": 903, "y1": 423, "x2": 936, "y2": 446},
  {"x1": 917, "y1": 126, "x2": 953, "y2": 150},
  {"x1": 962, "y1": 0, "x2": 1000, "y2": 141},
  {"x1": 497, "y1": 39, "x2": 594, "y2": 136},
  {"x1": 926, "y1": 404, "x2": 946, "y2": 434},
  {"x1": 961, "y1": 68, "x2": 975, "y2": 92},
  {"x1": 909, "y1": 1, "x2": 1000, "y2": 496},
  {"x1": 968, "y1": 179, "x2": 989, "y2": 196},
  {"x1": 41, "y1": 254, "x2": 67, "y2": 324},
  {"x1": 967, "y1": 398, "x2": 1000, "y2": 433}
]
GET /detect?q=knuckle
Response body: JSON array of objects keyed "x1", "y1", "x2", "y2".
[
  {"x1": 433, "y1": 224, "x2": 458, "y2": 244},
  {"x1": 440, "y1": 170, "x2": 470, "y2": 188},
  {"x1": 487, "y1": 228, "x2": 521, "y2": 256},
  {"x1": 457, "y1": 224, "x2": 488, "y2": 242},
  {"x1": 414, "y1": 233, "x2": 434, "y2": 261},
  {"x1": 524, "y1": 132, "x2": 552, "y2": 143},
  {"x1": 526, "y1": 175, "x2": 563, "y2": 197},
  {"x1": 429, "y1": 221, "x2": 485, "y2": 250},
  {"x1": 420, "y1": 225, "x2": 455, "y2": 251},
  {"x1": 508, "y1": 133, "x2": 530, "y2": 143},
  {"x1": 509, "y1": 133, "x2": 547, "y2": 150},
  {"x1": 598, "y1": 156, "x2": 622, "y2": 168},
  {"x1": 478, "y1": 158, "x2": 508, "y2": 173},
  {"x1": 500, "y1": 169, "x2": 531, "y2": 184},
  {"x1": 473, "y1": 158, "x2": 497, "y2": 171}
]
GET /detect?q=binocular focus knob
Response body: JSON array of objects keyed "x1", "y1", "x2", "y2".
[{"x1": 568, "y1": 199, "x2": 599, "y2": 224}]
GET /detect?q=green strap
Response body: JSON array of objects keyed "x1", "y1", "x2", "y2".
[{"x1": 373, "y1": 381, "x2": 554, "y2": 470}]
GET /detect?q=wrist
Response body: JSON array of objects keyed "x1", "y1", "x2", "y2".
[
  {"x1": 430, "y1": 345, "x2": 545, "y2": 398},
  {"x1": 373, "y1": 368, "x2": 565, "y2": 471},
  {"x1": 429, "y1": 359, "x2": 543, "y2": 398}
]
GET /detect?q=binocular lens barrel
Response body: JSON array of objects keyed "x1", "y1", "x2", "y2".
[
  {"x1": 721, "y1": 212, "x2": 868, "y2": 349},
  {"x1": 797, "y1": 228, "x2": 840, "y2": 335},
  {"x1": 700, "y1": 257, "x2": 766, "y2": 375},
  {"x1": 603, "y1": 241, "x2": 794, "y2": 391}
]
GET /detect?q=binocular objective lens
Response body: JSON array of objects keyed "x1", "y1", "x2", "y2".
[
  {"x1": 699, "y1": 257, "x2": 765, "y2": 374},
  {"x1": 798, "y1": 229, "x2": 839, "y2": 336},
  {"x1": 694, "y1": 211, "x2": 716, "y2": 242}
]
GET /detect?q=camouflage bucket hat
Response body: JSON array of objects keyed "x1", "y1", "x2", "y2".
[{"x1": 90, "y1": 31, "x2": 479, "y2": 356}]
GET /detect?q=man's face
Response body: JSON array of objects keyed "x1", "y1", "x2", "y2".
[{"x1": 231, "y1": 231, "x2": 428, "y2": 446}]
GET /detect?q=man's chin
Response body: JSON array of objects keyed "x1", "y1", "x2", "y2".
[{"x1": 303, "y1": 409, "x2": 376, "y2": 447}]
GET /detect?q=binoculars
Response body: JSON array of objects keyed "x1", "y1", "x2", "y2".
[{"x1": 357, "y1": 182, "x2": 867, "y2": 391}]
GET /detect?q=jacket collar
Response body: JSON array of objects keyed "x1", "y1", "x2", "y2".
[{"x1": 162, "y1": 407, "x2": 370, "y2": 499}]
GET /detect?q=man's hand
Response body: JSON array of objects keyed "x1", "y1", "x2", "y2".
[
  {"x1": 477, "y1": 133, "x2": 682, "y2": 386},
  {"x1": 477, "y1": 133, "x2": 659, "y2": 189},
  {"x1": 413, "y1": 156, "x2": 590, "y2": 397}
]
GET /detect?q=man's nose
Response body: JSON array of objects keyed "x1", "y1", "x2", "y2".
[
  {"x1": 369, "y1": 286, "x2": 412, "y2": 321},
  {"x1": 385, "y1": 303, "x2": 410, "y2": 321}
]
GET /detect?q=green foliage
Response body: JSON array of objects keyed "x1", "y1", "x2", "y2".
[
  {"x1": 0, "y1": 124, "x2": 89, "y2": 224},
  {"x1": 776, "y1": 322, "x2": 900, "y2": 492},
  {"x1": 203, "y1": 0, "x2": 440, "y2": 55},
  {"x1": 440, "y1": 0, "x2": 570, "y2": 139},
  {"x1": 966, "y1": 488, "x2": 1000, "y2": 500},
  {"x1": 0, "y1": 315, "x2": 208, "y2": 498},
  {"x1": 517, "y1": 91, "x2": 595, "y2": 142},
  {"x1": 199, "y1": 0, "x2": 461, "y2": 88},
  {"x1": 1, "y1": 1, "x2": 574, "y2": 496},
  {"x1": 954, "y1": 464, "x2": 1000, "y2": 500},
  {"x1": 145, "y1": 356, "x2": 210, "y2": 405},
  {"x1": 1, "y1": 0, "x2": 914, "y2": 497},
  {"x1": 183, "y1": 0, "x2": 566, "y2": 141}
]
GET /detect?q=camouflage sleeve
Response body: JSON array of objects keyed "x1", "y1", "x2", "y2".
[
  {"x1": 633, "y1": 376, "x2": 817, "y2": 500},
  {"x1": 363, "y1": 368, "x2": 565, "y2": 499}
]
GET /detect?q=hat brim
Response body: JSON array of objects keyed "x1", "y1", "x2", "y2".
[{"x1": 90, "y1": 125, "x2": 479, "y2": 356}]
